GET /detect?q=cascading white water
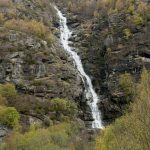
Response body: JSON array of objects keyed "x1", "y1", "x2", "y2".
[{"x1": 54, "y1": 6, "x2": 103, "y2": 129}]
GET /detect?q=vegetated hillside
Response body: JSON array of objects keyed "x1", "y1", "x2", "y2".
[
  {"x1": 0, "y1": 84, "x2": 93, "y2": 149},
  {"x1": 95, "y1": 69, "x2": 150, "y2": 150},
  {"x1": 0, "y1": 0, "x2": 83, "y2": 104},
  {"x1": 55, "y1": 0, "x2": 150, "y2": 124},
  {"x1": 0, "y1": 0, "x2": 89, "y2": 147},
  {"x1": 0, "y1": 0, "x2": 150, "y2": 150}
]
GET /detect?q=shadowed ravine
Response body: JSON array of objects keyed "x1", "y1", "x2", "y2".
[{"x1": 54, "y1": 6, "x2": 103, "y2": 129}]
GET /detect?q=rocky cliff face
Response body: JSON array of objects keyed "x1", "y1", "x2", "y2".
[
  {"x1": 54, "y1": 0, "x2": 150, "y2": 124},
  {"x1": 0, "y1": 31, "x2": 83, "y2": 101},
  {"x1": 0, "y1": 0, "x2": 149, "y2": 129},
  {"x1": 0, "y1": 0, "x2": 84, "y2": 100},
  {"x1": 0, "y1": 0, "x2": 84, "y2": 130}
]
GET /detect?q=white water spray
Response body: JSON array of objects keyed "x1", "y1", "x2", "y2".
[{"x1": 54, "y1": 6, "x2": 103, "y2": 129}]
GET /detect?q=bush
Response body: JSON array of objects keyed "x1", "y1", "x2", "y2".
[
  {"x1": 11, "y1": 95, "x2": 46, "y2": 115},
  {"x1": 4, "y1": 19, "x2": 54, "y2": 43},
  {"x1": 119, "y1": 73, "x2": 134, "y2": 96},
  {"x1": 123, "y1": 28, "x2": 131, "y2": 40},
  {"x1": 31, "y1": 80, "x2": 45, "y2": 86},
  {"x1": 46, "y1": 33, "x2": 54, "y2": 44},
  {"x1": 0, "y1": 106, "x2": 20, "y2": 128},
  {"x1": 4, "y1": 19, "x2": 46, "y2": 37},
  {"x1": 137, "y1": 2, "x2": 149, "y2": 19},
  {"x1": 128, "y1": 4, "x2": 135, "y2": 14},
  {"x1": 0, "y1": 13, "x2": 4, "y2": 25},
  {"x1": 4, "y1": 122, "x2": 80, "y2": 150},
  {"x1": 49, "y1": 98, "x2": 78, "y2": 118},
  {"x1": 0, "y1": 83, "x2": 17, "y2": 99},
  {"x1": 132, "y1": 13, "x2": 144, "y2": 26},
  {"x1": 0, "y1": 95, "x2": 7, "y2": 106}
]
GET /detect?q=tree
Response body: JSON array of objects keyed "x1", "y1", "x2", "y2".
[
  {"x1": 49, "y1": 98, "x2": 78, "y2": 119},
  {"x1": 0, "y1": 106, "x2": 20, "y2": 128},
  {"x1": 119, "y1": 72, "x2": 134, "y2": 96},
  {"x1": 95, "y1": 69, "x2": 150, "y2": 150},
  {"x1": 0, "y1": 83, "x2": 17, "y2": 99}
]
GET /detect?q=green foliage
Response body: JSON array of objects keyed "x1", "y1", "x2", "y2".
[
  {"x1": 0, "y1": 13, "x2": 4, "y2": 25},
  {"x1": 95, "y1": 69, "x2": 150, "y2": 150},
  {"x1": 0, "y1": 83, "x2": 17, "y2": 99},
  {"x1": 3, "y1": 122, "x2": 81, "y2": 150},
  {"x1": 4, "y1": 19, "x2": 45, "y2": 37},
  {"x1": 0, "y1": 95, "x2": 7, "y2": 106},
  {"x1": 4, "y1": 19, "x2": 54, "y2": 43},
  {"x1": 49, "y1": 98, "x2": 78, "y2": 118},
  {"x1": 127, "y1": 4, "x2": 135, "y2": 14},
  {"x1": 10, "y1": 96, "x2": 78, "y2": 122},
  {"x1": 123, "y1": 28, "x2": 131, "y2": 40},
  {"x1": 64, "y1": 0, "x2": 149, "y2": 29},
  {"x1": 137, "y1": 2, "x2": 149, "y2": 20},
  {"x1": 0, "y1": 106, "x2": 20, "y2": 128},
  {"x1": 31, "y1": 80, "x2": 45, "y2": 86},
  {"x1": 119, "y1": 72, "x2": 134, "y2": 96},
  {"x1": 133, "y1": 13, "x2": 144, "y2": 26},
  {"x1": 0, "y1": 84, "x2": 19, "y2": 128},
  {"x1": 93, "y1": 10, "x2": 100, "y2": 18},
  {"x1": 46, "y1": 34, "x2": 54, "y2": 44}
]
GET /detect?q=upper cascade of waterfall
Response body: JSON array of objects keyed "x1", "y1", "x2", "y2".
[{"x1": 54, "y1": 6, "x2": 103, "y2": 129}]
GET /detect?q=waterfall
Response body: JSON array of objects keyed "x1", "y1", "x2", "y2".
[{"x1": 54, "y1": 6, "x2": 103, "y2": 129}]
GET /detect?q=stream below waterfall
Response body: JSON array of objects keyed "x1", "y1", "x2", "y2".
[{"x1": 54, "y1": 6, "x2": 103, "y2": 129}]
